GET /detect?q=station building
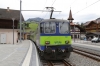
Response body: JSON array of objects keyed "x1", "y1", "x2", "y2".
[
  {"x1": 68, "y1": 9, "x2": 86, "y2": 40},
  {"x1": 0, "y1": 7, "x2": 24, "y2": 44}
]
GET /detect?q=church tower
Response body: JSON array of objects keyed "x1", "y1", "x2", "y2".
[{"x1": 67, "y1": 9, "x2": 74, "y2": 23}]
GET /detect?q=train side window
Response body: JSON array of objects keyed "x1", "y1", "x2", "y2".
[{"x1": 40, "y1": 23, "x2": 44, "y2": 33}]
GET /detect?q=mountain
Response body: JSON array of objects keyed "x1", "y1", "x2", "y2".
[{"x1": 26, "y1": 17, "x2": 44, "y2": 22}]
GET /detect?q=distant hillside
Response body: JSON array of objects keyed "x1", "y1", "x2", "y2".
[{"x1": 26, "y1": 17, "x2": 44, "y2": 22}]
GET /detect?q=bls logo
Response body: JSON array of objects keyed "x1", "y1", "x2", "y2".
[{"x1": 54, "y1": 41, "x2": 61, "y2": 44}]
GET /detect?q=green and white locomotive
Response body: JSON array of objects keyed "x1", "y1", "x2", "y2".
[{"x1": 36, "y1": 19, "x2": 73, "y2": 60}]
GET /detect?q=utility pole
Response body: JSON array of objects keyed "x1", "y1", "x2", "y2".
[{"x1": 20, "y1": 0, "x2": 22, "y2": 43}]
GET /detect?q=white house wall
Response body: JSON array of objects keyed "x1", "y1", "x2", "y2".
[{"x1": 0, "y1": 29, "x2": 18, "y2": 44}]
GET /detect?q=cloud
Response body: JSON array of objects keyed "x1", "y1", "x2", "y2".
[
  {"x1": 1, "y1": 0, "x2": 100, "y2": 23},
  {"x1": 73, "y1": 13, "x2": 100, "y2": 23},
  {"x1": 22, "y1": 11, "x2": 69, "y2": 20},
  {"x1": 22, "y1": 11, "x2": 100, "y2": 24}
]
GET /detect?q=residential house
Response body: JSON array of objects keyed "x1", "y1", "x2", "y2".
[{"x1": 84, "y1": 18, "x2": 100, "y2": 39}]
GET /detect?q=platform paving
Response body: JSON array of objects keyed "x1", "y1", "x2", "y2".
[
  {"x1": 0, "y1": 40, "x2": 30, "y2": 66},
  {"x1": 72, "y1": 39, "x2": 100, "y2": 46}
]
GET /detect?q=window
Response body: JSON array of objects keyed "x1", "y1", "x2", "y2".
[
  {"x1": 44, "y1": 22, "x2": 56, "y2": 33},
  {"x1": 59, "y1": 22, "x2": 69, "y2": 34},
  {"x1": 40, "y1": 23, "x2": 44, "y2": 33},
  {"x1": 99, "y1": 24, "x2": 100, "y2": 27}
]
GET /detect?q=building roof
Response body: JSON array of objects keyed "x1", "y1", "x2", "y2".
[
  {"x1": 96, "y1": 18, "x2": 100, "y2": 23},
  {"x1": 0, "y1": 8, "x2": 24, "y2": 21},
  {"x1": 83, "y1": 21, "x2": 91, "y2": 26},
  {"x1": 67, "y1": 9, "x2": 74, "y2": 21},
  {"x1": 84, "y1": 18, "x2": 100, "y2": 26},
  {"x1": 70, "y1": 22, "x2": 77, "y2": 26}
]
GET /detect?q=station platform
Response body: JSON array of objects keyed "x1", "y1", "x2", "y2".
[
  {"x1": 0, "y1": 40, "x2": 40, "y2": 66},
  {"x1": 72, "y1": 40, "x2": 100, "y2": 56}
]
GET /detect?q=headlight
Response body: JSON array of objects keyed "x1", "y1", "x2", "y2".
[
  {"x1": 45, "y1": 41, "x2": 50, "y2": 44},
  {"x1": 65, "y1": 41, "x2": 69, "y2": 44}
]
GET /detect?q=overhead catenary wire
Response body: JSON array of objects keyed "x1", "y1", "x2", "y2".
[
  {"x1": 73, "y1": 0, "x2": 100, "y2": 15},
  {"x1": 43, "y1": 0, "x2": 57, "y2": 19},
  {"x1": 43, "y1": 0, "x2": 58, "y2": 19},
  {"x1": 39, "y1": 0, "x2": 48, "y2": 19},
  {"x1": 42, "y1": 0, "x2": 57, "y2": 19},
  {"x1": 42, "y1": 0, "x2": 48, "y2": 11},
  {"x1": 70, "y1": 0, "x2": 78, "y2": 7},
  {"x1": 51, "y1": 0, "x2": 56, "y2": 6},
  {"x1": 43, "y1": 12, "x2": 49, "y2": 18}
]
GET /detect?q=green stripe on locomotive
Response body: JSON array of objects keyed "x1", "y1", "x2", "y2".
[{"x1": 40, "y1": 36, "x2": 71, "y2": 46}]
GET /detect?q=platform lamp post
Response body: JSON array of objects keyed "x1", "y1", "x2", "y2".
[
  {"x1": 7, "y1": 7, "x2": 15, "y2": 44},
  {"x1": 12, "y1": 18, "x2": 15, "y2": 44}
]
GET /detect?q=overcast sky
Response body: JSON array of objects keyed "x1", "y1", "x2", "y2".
[{"x1": 0, "y1": 0, "x2": 100, "y2": 23}]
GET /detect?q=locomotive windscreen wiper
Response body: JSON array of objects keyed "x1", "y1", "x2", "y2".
[{"x1": 60, "y1": 22, "x2": 64, "y2": 29}]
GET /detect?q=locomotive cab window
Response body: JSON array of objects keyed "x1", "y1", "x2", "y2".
[
  {"x1": 44, "y1": 22, "x2": 56, "y2": 33},
  {"x1": 59, "y1": 22, "x2": 69, "y2": 34},
  {"x1": 40, "y1": 23, "x2": 44, "y2": 33}
]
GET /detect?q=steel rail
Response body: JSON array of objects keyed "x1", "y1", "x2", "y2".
[
  {"x1": 63, "y1": 60, "x2": 74, "y2": 66},
  {"x1": 73, "y1": 48, "x2": 100, "y2": 57},
  {"x1": 47, "y1": 61, "x2": 54, "y2": 66},
  {"x1": 73, "y1": 48, "x2": 100, "y2": 61},
  {"x1": 42, "y1": 60, "x2": 74, "y2": 66}
]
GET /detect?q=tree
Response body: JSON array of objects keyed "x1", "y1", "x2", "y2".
[{"x1": 80, "y1": 23, "x2": 85, "y2": 28}]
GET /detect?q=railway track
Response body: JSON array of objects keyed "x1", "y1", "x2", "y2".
[
  {"x1": 63, "y1": 60, "x2": 74, "y2": 66},
  {"x1": 42, "y1": 60, "x2": 74, "y2": 66},
  {"x1": 73, "y1": 48, "x2": 100, "y2": 61},
  {"x1": 47, "y1": 61, "x2": 54, "y2": 66}
]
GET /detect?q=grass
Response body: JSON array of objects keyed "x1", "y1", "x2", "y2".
[
  {"x1": 25, "y1": 22, "x2": 38, "y2": 32},
  {"x1": 25, "y1": 22, "x2": 38, "y2": 40}
]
